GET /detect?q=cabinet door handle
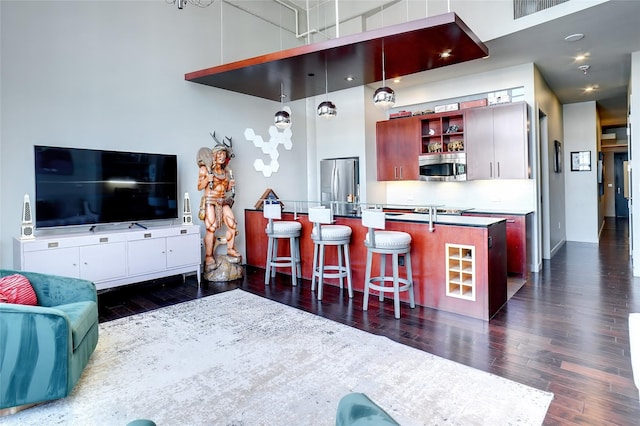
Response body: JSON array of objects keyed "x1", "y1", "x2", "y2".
[
  {"x1": 394, "y1": 166, "x2": 399, "y2": 179},
  {"x1": 490, "y1": 163, "x2": 493, "y2": 178},
  {"x1": 497, "y1": 162, "x2": 501, "y2": 177},
  {"x1": 506, "y1": 219, "x2": 516, "y2": 223},
  {"x1": 399, "y1": 166, "x2": 403, "y2": 179}
]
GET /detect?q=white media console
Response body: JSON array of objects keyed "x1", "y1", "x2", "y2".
[{"x1": 13, "y1": 224, "x2": 202, "y2": 291}]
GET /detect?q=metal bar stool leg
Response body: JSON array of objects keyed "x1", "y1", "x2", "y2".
[
  {"x1": 311, "y1": 240, "x2": 319, "y2": 291},
  {"x1": 392, "y1": 252, "x2": 401, "y2": 319},
  {"x1": 406, "y1": 252, "x2": 415, "y2": 308},
  {"x1": 289, "y1": 236, "x2": 297, "y2": 286},
  {"x1": 337, "y1": 244, "x2": 344, "y2": 289},
  {"x1": 363, "y1": 249, "x2": 373, "y2": 311},
  {"x1": 265, "y1": 237, "x2": 274, "y2": 285},
  {"x1": 272, "y1": 239, "x2": 279, "y2": 279},
  {"x1": 344, "y1": 243, "x2": 353, "y2": 298},
  {"x1": 379, "y1": 253, "x2": 386, "y2": 302},
  {"x1": 317, "y1": 244, "x2": 326, "y2": 300},
  {"x1": 295, "y1": 236, "x2": 302, "y2": 278}
]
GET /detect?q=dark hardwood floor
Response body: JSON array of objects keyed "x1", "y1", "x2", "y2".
[{"x1": 98, "y1": 217, "x2": 639, "y2": 425}]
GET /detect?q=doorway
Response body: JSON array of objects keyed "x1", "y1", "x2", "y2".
[{"x1": 614, "y1": 152, "x2": 629, "y2": 217}]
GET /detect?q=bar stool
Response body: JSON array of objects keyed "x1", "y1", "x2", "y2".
[
  {"x1": 362, "y1": 209, "x2": 415, "y2": 319},
  {"x1": 263, "y1": 201, "x2": 301, "y2": 286},
  {"x1": 309, "y1": 206, "x2": 353, "y2": 301}
]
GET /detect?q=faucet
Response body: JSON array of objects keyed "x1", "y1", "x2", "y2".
[{"x1": 428, "y1": 206, "x2": 437, "y2": 233}]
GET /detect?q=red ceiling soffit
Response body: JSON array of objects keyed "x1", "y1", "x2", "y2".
[{"x1": 185, "y1": 12, "x2": 488, "y2": 102}]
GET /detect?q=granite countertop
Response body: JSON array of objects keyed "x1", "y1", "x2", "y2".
[
  {"x1": 248, "y1": 207, "x2": 507, "y2": 227},
  {"x1": 383, "y1": 213, "x2": 505, "y2": 227},
  {"x1": 464, "y1": 208, "x2": 534, "y2": 216}
]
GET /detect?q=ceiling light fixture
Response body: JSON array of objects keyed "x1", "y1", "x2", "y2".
[
  {"x1": 274, "y1": 83, "x2": 291, "y2": 130},
  {"x1": 440, "y1": 49, "x2": 452, "y2": 59},
  {"x1": 169, "y1": 0, "x2": 215, "y2": 9},
  {"x1": 373, "y1": 39, "x2": 396, "y2": 109},
  {"x1": 578, "y1": 64, "x2": 591, "y2": 75},
  {"x1": 317, "y1": 57, "x2": 337, "y2": 119},
  {"x1": 564, "y1": 33, "x2": 584, "y2": 42}
]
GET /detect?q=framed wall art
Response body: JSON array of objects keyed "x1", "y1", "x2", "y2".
[{"x1": 571, "y1": 151, "x2": 591, "y2": 171}]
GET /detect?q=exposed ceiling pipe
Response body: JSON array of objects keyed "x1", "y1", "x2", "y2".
[
  {"x1": 273, "y1": 0, "x2": 318, "y2": 42},
  {"x1": 335, "y1": 0, "x2": 340, "y2": 38}
]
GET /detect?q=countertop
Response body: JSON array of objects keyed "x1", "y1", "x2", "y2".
[
  {"x1": 383, "y1": 213, "x2": 505, "y2": 227},
  {"x1": 248, "y1": 209, "x2": 505, "y2": 228},
  {"x1": 464, "y1": 209, "x2": 534, "y2": 216}
]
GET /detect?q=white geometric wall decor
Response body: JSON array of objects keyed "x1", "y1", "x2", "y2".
[{"x1": 245, "y1": 125, "x2": 293, "y2": 178}]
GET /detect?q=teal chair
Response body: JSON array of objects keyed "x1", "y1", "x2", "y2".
[
  {"x1": 0, "y1": 269, "x2": 99, "y2": 410},
  {"x1": 336, "y1": 393, "x2": 400, "y2": 426}
]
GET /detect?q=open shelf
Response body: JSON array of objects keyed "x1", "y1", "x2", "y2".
[
  {"x1": 446, "y1": 243, "x2": 476, "y2": 301},
  {"x1": 420, "y1": 112, "x2": 465, "y2": 154}
]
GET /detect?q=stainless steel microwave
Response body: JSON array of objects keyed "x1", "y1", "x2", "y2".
[{"x1": 418, "y1": 152, "x2": 467, "y2": 181}]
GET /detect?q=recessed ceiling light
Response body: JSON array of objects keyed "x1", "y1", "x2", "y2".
[
  {"x1": 575, "y1": 52, "x2": 590, "y2": 61},
  {"x1": 440, "y1": 49, "x2": 452, "y2": 58},
  {"x1": 565, "y1": 33, "x2": 584, "y2": 42},
  {"x1": 345, "y1": 76, "x2": 354, "y2": 82},
  {"x1": 584, "y1": 84, "x2": 599, "y2": 93}
]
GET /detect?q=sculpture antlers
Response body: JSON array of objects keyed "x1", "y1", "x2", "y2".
[{"x1": 210, "y1": 131, "x2": 234, "y2": 158}]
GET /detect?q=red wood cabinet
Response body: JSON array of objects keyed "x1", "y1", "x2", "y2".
[
  {"x1": 463, "y1": 212, "x2": 529, "y2": 277},
  {"x1": 377, "y1": 102, "x2": 529, "y2": 181},
  {"x1": 375, "y1": 117, "x2": 420, "y2": 181},
  {"x1": 245, "y1": 209, "x2": 507, "y2": 321}
]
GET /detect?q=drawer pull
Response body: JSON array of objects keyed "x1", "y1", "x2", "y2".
[
  {"x1": 144, "y1": 233, "x2": 152, "y2": 238},
  {"x1": 48, "y1": 242, "x2": 59, "y2": 248},
  {"x1": 100, "y1": 237, "x2": 109, "y2": 243}
]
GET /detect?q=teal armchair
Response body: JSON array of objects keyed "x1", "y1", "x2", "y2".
[{"x1": 0, "y1": 269, "x2": 99, "y2": 410}]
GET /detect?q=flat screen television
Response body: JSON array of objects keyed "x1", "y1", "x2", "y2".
[{"x1": 34, "y1": 145, "x2": 178, "y2": 228}]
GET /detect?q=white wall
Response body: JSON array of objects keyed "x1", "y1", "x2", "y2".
[
  {"x1": 0, "y1": 1, "x2": 308, "y2": 268},
  {"x1": 631, "y1": 51, "x2": 640, "y2": 276},
  {"x1": 563, "y1": 102, "x2": 599, "y2": 243},
  {"x1": 533, "y1": 65, "x2": 565, "y2": 259},
  {"x1": 311, "y1": 86, "x2": 368, "y2": 202},
  {"x1": 312, "y1": 0, "x2": 607, "y2": 42}
]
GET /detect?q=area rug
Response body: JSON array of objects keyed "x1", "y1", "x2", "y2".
[{"x1": 7, "y1": 290, "x2": 553, "y2": 425}]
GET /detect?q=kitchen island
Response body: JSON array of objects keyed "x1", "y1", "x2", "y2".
[{"x1": 244, "y1": 209, "x2": 507, "y2": 321}]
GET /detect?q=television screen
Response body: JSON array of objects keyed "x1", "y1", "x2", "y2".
[{"x1": 34, "y1": 146, "x2": 178, "y2": 228}]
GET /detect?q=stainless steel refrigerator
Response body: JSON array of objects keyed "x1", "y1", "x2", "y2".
[{"x1": 320, "y1": 157, "x2": 359, "y2": 216}]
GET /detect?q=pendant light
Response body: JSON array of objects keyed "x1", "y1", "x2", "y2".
[
  {"x1": 274, "y1": 83, "x2": 291, "y2": 129},
  {"x1": 317, "y1": 56, "x2": 337, "y2": 119},
  {"x1": 373, "y1": 39, "x2": 395, "y2": 109}
]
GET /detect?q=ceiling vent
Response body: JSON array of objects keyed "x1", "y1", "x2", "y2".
[{"x1": 514, "y1": 0, "x2": 569, "y2": 19}]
